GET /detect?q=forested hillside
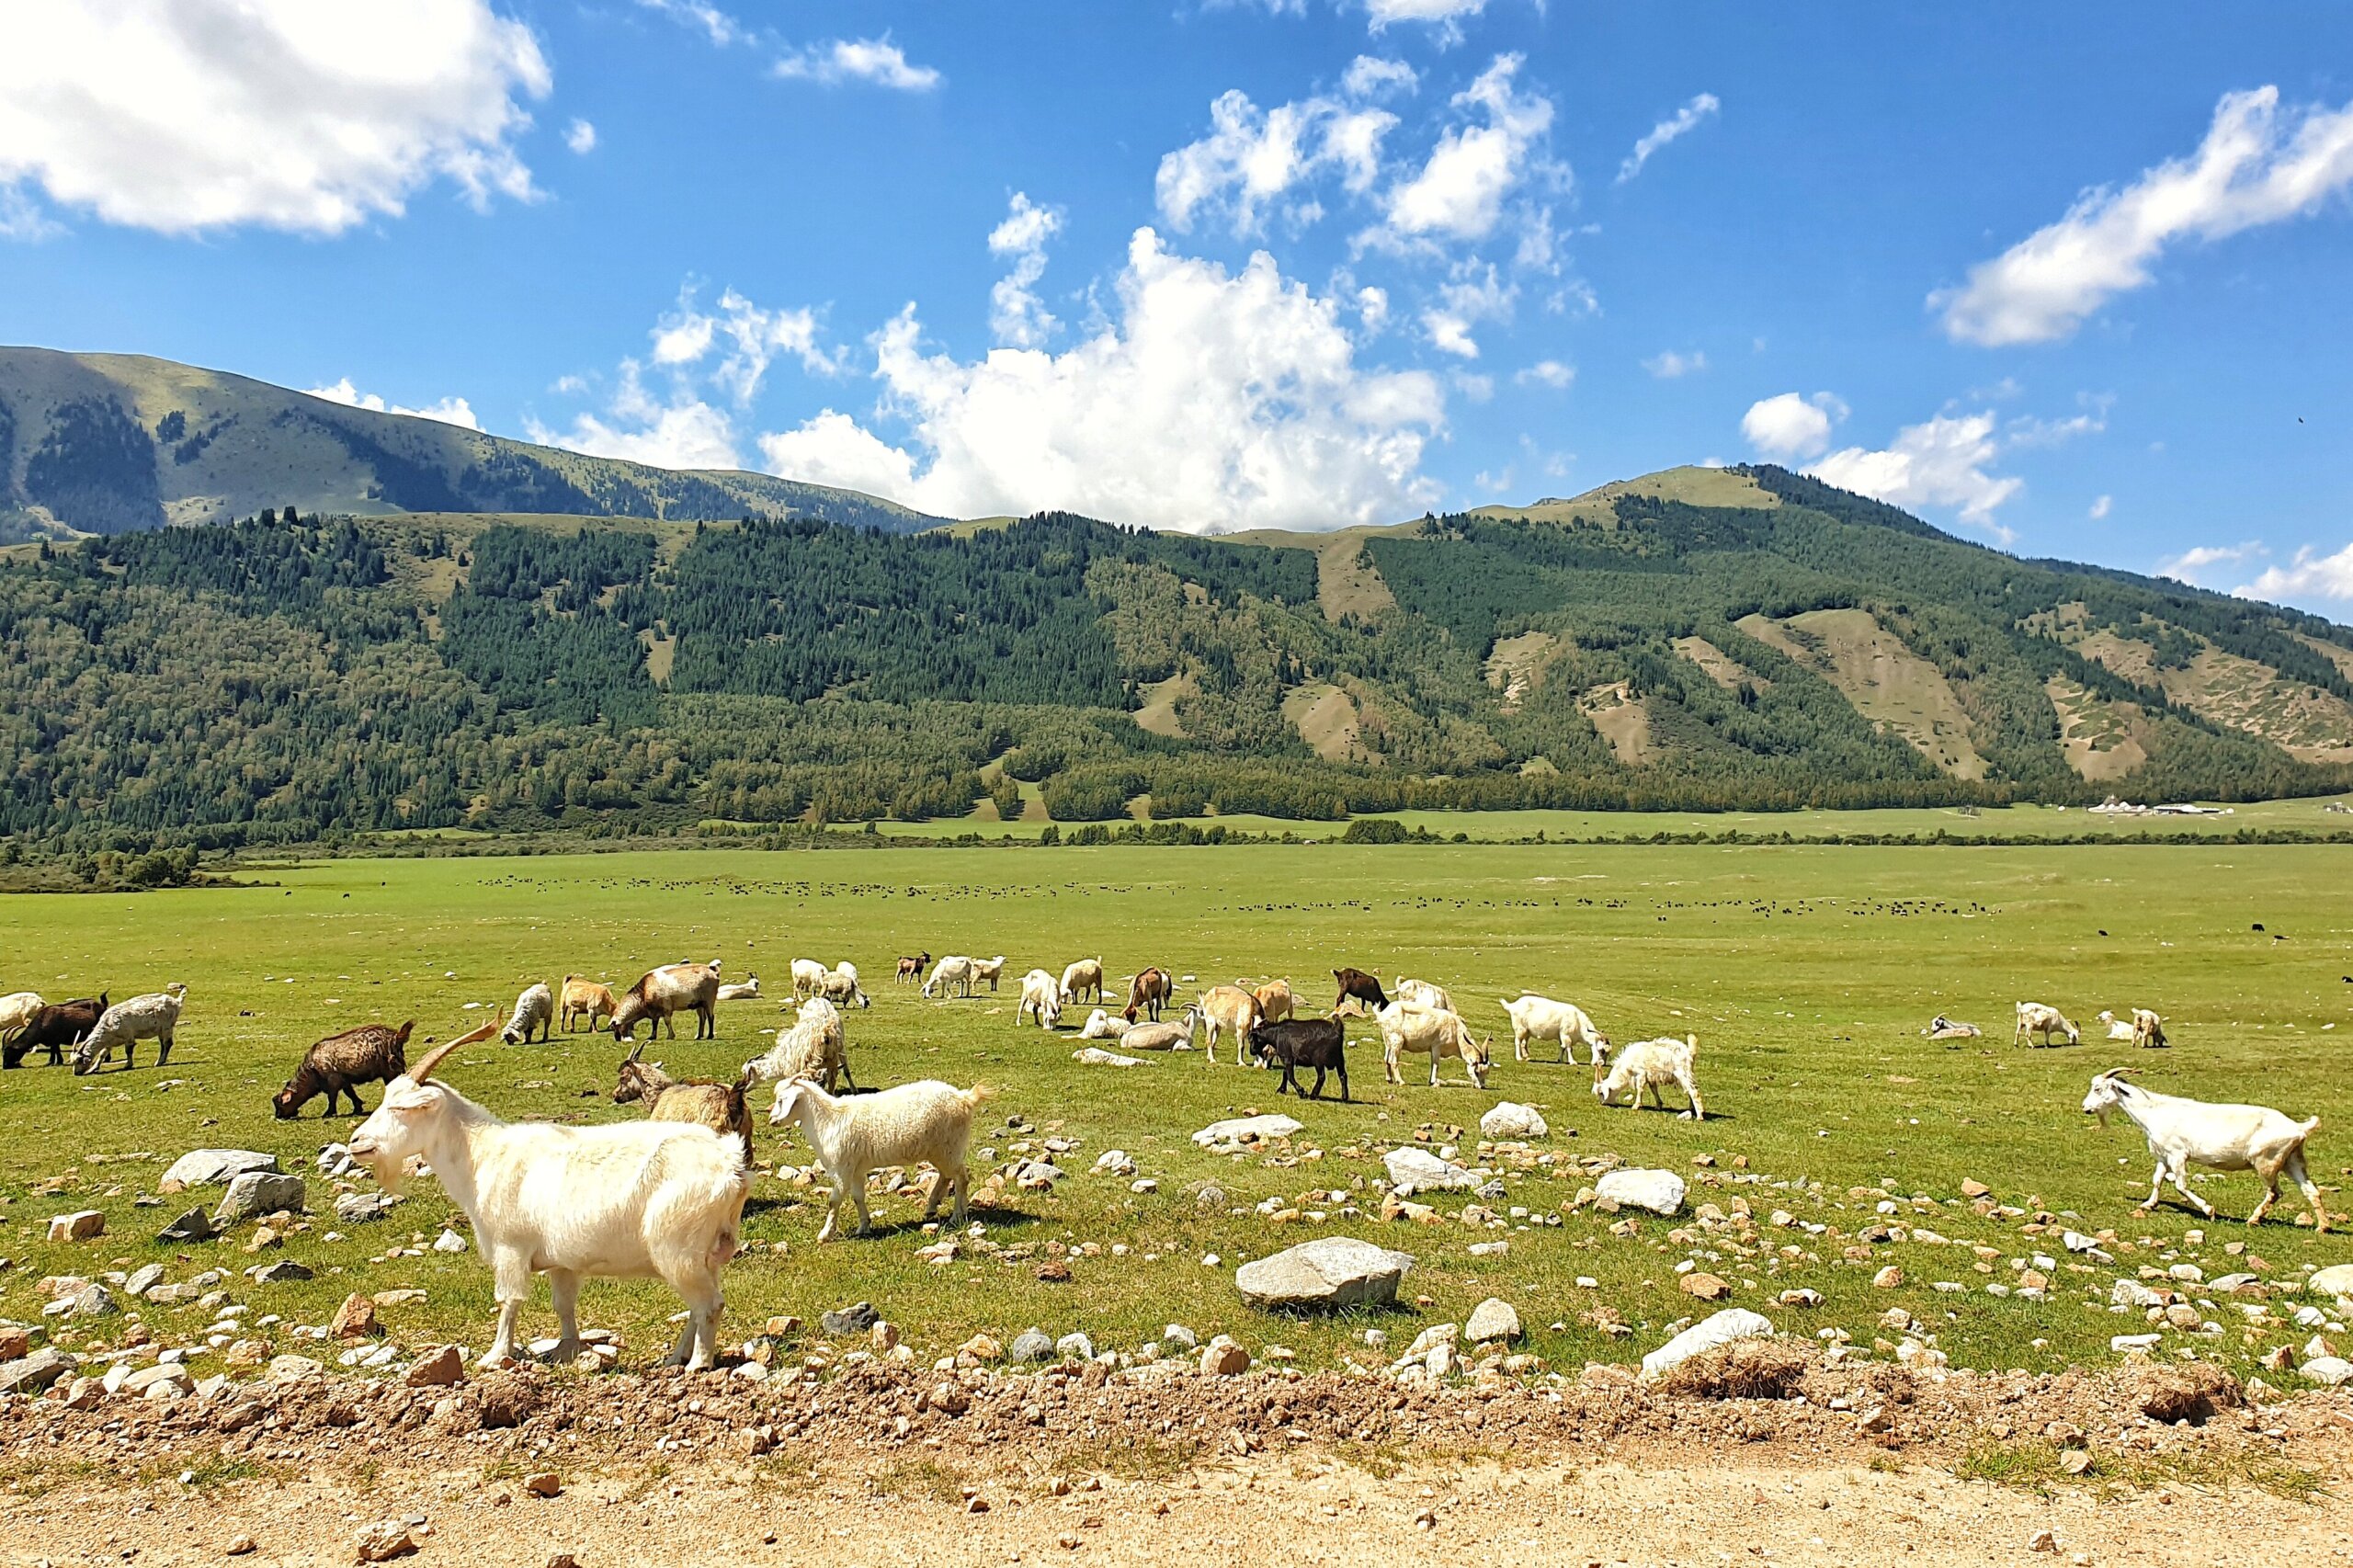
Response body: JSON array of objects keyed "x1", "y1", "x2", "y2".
[
  {"x1": 0, "y1": 347, "x2": 947, "y2": 540},
  {"x1": 3, "y1": 467, "x2": 2349, "y2": 860}
]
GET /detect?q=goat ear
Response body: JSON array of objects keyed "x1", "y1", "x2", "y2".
[{"x1": 624, "y1": 1040, "x2": 645, "y2": 1066}]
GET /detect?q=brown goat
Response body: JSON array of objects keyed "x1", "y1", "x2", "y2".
[
  {"x1": 1331, "y1": 967, "x2": 1390, "y2": 1013},
  {"x1": 895, "y1": 952, "x2": 931, "y2": 985},
  {"x1": 275, "y1": 1020, "x2": 413, "y2": 1119},
  {"x1": 561, "y1": 974, "x2": 617, "y2": 1033},
  {"x1": 1121, "y1": 967, "x2": 1174, "y2": 1024},
  {"x1": 614, "y1": 1043, "x2": 755, "y2": 1158},
  {"x1": 611, "y1": 960, "x2": 721, "y2": 1041},
  {"x1": 3, "y1": 994, "x2": 108, "y2": 1070}
]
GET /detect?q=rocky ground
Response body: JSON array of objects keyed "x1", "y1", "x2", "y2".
[{"x1": 4, "y1": 1353, "x2": 2351, "y2": 1565}]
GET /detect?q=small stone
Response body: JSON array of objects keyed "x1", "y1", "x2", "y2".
[
  {"x1": 1596, "y1": 1169, "x2": 1687, "y2": 1215},
  {"x1": 354, "y1": 1521, "x2": 417, "y2": 1562},
  {"x1": 959, "y1": 1333, "x2": 1003, "y2": 1363},
  {"x1": 335, "y1": 1192, "x2": 392, "y2": 1226},
  {"x1": 524, "y1": 1471, "x2": 562, "y2": 1498},
  {"x1": 1465, "y1": 1298, "x2": 1521, "y2": 1345},
  {"x1": 1679, "y1": 1273, "x2": 1731, "y2": 1301},
  {"x1": 1161, "y1": 1324, "x2": 1199, "y2": 1350},
  {"x1": 431, "y1": 1229, "x2": 467, "y2": 1254},
  {"x1": 158, "y1": 1208, "x2": 218, "y2": 1244},
  {"x1": 1056, "y1": 1332, "x2": 1095, "y2": 1361},
  {"x1": 1871, "y1": 1266, "x2": 1904, "y2": 1290},
  {"x1": 822, "y1": 1301, "x2": 880, "y2": 1335},
  {"x1": 70, "y1": 1281, "x2": 119, "y2": 1317},
  {"x1": 2300, "y1": 1355, "x2": 2353, "y2": 1387},
  {"x1": 870, "y1": 1320, "x2": 900, "y2": 1352},
  {"x1": 1641, "y1": 1309, "x2": 1776, "y2": 1380},
  {"x1": 253, "y1": 1260, "x2": 313, "y2": 1284},
  {"x1": 331, "y1": 1294, "x2": 381, "y2": 1339},
  {"x1": 1383, "y1": 1147, "x2": 1475, "y2": 1194},
  {"x1": 214, "y1": 1172, "x2": 306, "y2": 1226},
  {"x1": 124, "y1": 1263, "x2": 165, "y2": 1298},
  {"x1": 0, "y1": 1348, "x2": 75, "y2": 1394},
  {"x1": 1960, "y1": 1179, "x2": 1991, "y2": 1199},
  {"x1": 1235, "y1": 1237, "x2": 1415, "y2": 1313},
  {"x1": 161, "y1": 1150, "x2": 279, "y2": 1191},
  {"x1": 1191, "y1": 1114, "x2": 1302, "y2": 1152},
  {"x1": 2059, "y1": 1449, "x2": 2092, "y2": 1475},
  {"x1": 2029, "y1": 1529, "x2": 2058, "y2": 1553},
  {"x1": 1009, "y1": 1329, "x2": 1055, "y2": 1363},
  {"x1": 267, "y1": 1354, "x2": 324, "y2": 1382},
  {"x1": 1199, "y1": 1335, "x2": 1249, "y2": 1376},
  {"x1": 48, "y1": 1210, "x2": 106, "y2": 1243},
  {"x1": 404, "y1": 1346, "x2": 463, "y2": 1387},
  {"x1": 1479, "y1": 1102, "x2": 1548, "y2": 1140},
  {"x1": 226, "y1": 1535, "x2": 257, "y2": 1555}
]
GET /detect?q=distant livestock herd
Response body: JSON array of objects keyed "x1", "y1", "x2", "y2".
[{"x1": 1, "y1": 948, "x2": 2329, "y2": 1374}]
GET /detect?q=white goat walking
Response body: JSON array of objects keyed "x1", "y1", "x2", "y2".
[
  {"x1": 1593, "y1": 1033, "x2": 1706, "y2": 1119},
  {"x1": 1500, "y1": 994, "x2": 1609, "y2": 1064},
  {"x1": 2082, "y1": 1069, "x2": 2325, "y2": 1232},
  {"x1": 347, "y1": 1017, "x2": 752, "y2": 1369},
  {"x1": 767, "y1": 1077, "x2": 988, "y2": 1241},
  {"x1": 2014, "y1": 1001, "x2": 2079, "y2": 1048}
]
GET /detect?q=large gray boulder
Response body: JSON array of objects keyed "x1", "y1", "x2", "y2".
[
  {"x1": 0, "y1": 1348, "x2": 75, "y2": 1394},
  {"x1": 213, "y1": 1171, "x2": 307, "y2": 1225},
  {"x1": 1383, "y1": 1147, "x2": 1476, "y2": 1195},
  {"x1": 1480, "y1": 1102, "x2": 1549, "y2": 1140},
  {"x1": 1597, "y1": 1167, "x2": 1687, "y2": 1216},
  {"x1": 2301, "y1": 1356, "x2": 2353, "y2": 1387},
  {"x1": 1235, "y1": 1237, "x2": 1415, "y2": 1312},
  {"x1": 1641, "y1": 1308, "x2": 1776, "y2": 1380},
  {"x1": 161, "y1": 1150, "x2": 279, "y2": 1190},
  {"x1": 1193, "y1": 1114, "x2": 1303, "y2": 1152}
]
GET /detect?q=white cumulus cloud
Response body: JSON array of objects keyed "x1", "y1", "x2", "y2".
[
  {"x1": 307, "y1": 378, "x2": 481, "y2": 431},
  {"x1": 528, "y1": 360, "x2": 741, "y2": 471},
  {"x1": 1515, "y1": 358, "x2": 1574, "y2": 389},
  {"x1": 651, "y1": 284, "x2": 839, "y2": 402},
  {"x1": 565, "y1": 118, "x2": 597, "y2": 154},
  {"x1": 1936, "y1": 85, "x2": 2353, "y2": 346},
  {"x1": 757, "y1": 228, "x2": 1447, "y2": 532},
  {"x1": 0, "y1": 0, "x2": 550, "y2": 236},
  {"x1": 2156, "y1": 540, "x2": 2264, "y2": 586},
  {"x1": 1157, "y1": 87, "x2": 1398, "y2": 235},
  {"x1": 2236, "y1": 543, "x2": 2353, "y2": 605},
  {"x1": 1342, "y1": 56, "x2": 1418, "y2": 99},
  {"x1": 773, "y1": 37, "x2": 939, "y2": 91},
  {"x1": 1361, "y1": 0, "x2": 1490, "y2": 43},
  {"x1": 1373, "y1": 53, "x2": 1555, "y2": 246},
  {"x1": 1418, "y1": 261, "x2": 1513, "y2": 358},
  {"x1": 1616, "y1": 93, "x2": 1720, "y2": 185},
  {"x1": 988, "y1": 192, "x2": 1065, "y2": 349},
  {"x1": 2088, "y1": 494, "x2": 2112, "y2": 519},
  {"x1": 1808, "y1": 411, "x2": 2022, "y2": 537},
  {"x1": 1739, "y1": 392, "x2": 1845, "y2": 460}
]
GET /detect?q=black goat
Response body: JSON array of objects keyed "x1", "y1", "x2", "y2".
[
  {"x1": 3, "y1": 994, "x2": 107, "y2": 1069},
  {"x1": 1249, "y1": 1016, "x2": 1351, "y2": 1103}
]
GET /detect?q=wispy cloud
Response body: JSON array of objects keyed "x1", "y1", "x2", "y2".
[
  {"x1": 774, "y1": 37, "x2": 941, "y2": 91},
  {"x1": 2158, "y1": 540, "x2": 2265, "y2": 586},
  {"x1": 1643, "y1": 348, "x2": 1707, "y2": 379},
  {"x1": 1617, "y1": 93, "x2": 1720, "y2": 184}
]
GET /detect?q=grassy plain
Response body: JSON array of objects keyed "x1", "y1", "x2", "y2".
[{"x1": 3, "y1": 840, "x2": 2349, "y2": 1384}]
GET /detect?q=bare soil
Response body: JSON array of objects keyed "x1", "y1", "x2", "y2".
[{"x1": 8, "y1": 1358, "x2": 2349, "y2": 1565}]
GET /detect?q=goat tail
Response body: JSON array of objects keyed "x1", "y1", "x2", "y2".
[
  {"x1": 2301, "y1": 1116, "x2": 2321, "y2": 1138},
  {"x1": 962, "y1": 1083, "x2": 996, "y2": 1113}
]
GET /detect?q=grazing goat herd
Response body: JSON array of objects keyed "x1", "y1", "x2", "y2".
[{"x1": 0, "y1": 960, "x2": 2329, "y2": 1373}]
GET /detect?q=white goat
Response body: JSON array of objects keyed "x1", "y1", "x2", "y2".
[
  {"x1": 2131, "y1": 1007, "x2": 2167, "y2": 1049},
  {"x1": 815, "y1": 967, "x2": 870, "y2": 1009},
  {"x1": 1077, "y1": 1007, "x2": 1119, "y2": 1040},
  {"x1": 2014, "y1": 1001, "x2": 2079, "y2": 1048},
  {"x1": 1197, "y1": 984, "x2": 1262, "y2": 1065},
  {"x1": 347, "y1": 1018, "x2": 752, "y2": 1369},
  {"x1": 742, "y1": 998, "x2": 852, "y2": 1092},
  {"x1": 1119, "y1": 1006, "x2": 1201, "y2": 1052},
  {"x1": 1376, "y1": 1001, "x2": 1492, "y2": 1088},
  {"x1": 1500, "y1": 994, "x2": 1609, "y2": 1064},
  {"x1": 1593, "y1": 1033, "x2": 1705, "y2": 1119},
  {"x1": 2097, "y1": 1009, "x2": 2137, "y2": 1042},
  {"x1": 1393, "y1": 976, "x2": 1455, "y2": 1015},
  {"x1": 1017, "y1": 968, "x2": 1063, "y2": 1030},
  {"x1": 0, "y1": 992, "x2": 42, "y2": 1037},
  {"x1": 970, "y1": 955, "x2": 1008, "y2": 993},
  {"x1": 500, "y1": 983, "x2": 554, "y2": 1044},
  {"x1": 921, "y1": 955, "x2": 975, "y2": 999},
  {"x1": 767, "y1": 1077, "x2": 988, "y2": 1241},
  {"x1": 73, "y1": 983, "x2": 186, "y2": 1074},
  {"x1": 1059, "y1": 958, "x2": 1105, "y2": 1006},
  {"x1": 2082, "y1": 1069, "x2": 2324, "y2": 1232},
  {"x1": 716, "y1": 975, "x2": 762, "y2": 1003}
]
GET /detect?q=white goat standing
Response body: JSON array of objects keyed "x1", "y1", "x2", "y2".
[
  {"x1": 1017, "y1": 969, "x2": 1063, "y2": 1029},
  {"x1": 347, "y1": 1017, "x2": 752, "y2": 1369},
  {"x1": 501, "y1": 983, "x2": 554, "y2": 1044},
  {"x1": 767, "y1": 1077, "x2": 988, "y2": 1241},
  {"x1": 2082, "y1": 1069, "x2": 2325, "y2": 1232},
  {"x1": 1500, "y1": 994, "x2": 1609, "y2": 1064},
  {"x1": 1593, "y1": 1033, "x2": 1706, "y2": 1120}
]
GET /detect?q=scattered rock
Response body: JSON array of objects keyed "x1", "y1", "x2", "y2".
[
  {"x1": 2308, "y1": 1264, "x2": 2353, "y2": 1299},
  {"x1": 354, "y1": 1521, "x2": 417, "y2": 1562},
  {"x1": 47, "y1": 1210, "x2": 105, "y2": 1243},
  {"x1": 1641, "y1": 1309, "x2": 1776, "y2": 1381},
  {"x1": 1192, "y1": 1114, "x2": 1302, "y2": 1153},
  {"x1": 123, "y1": 1262, "x2": 165, "y2": 1298},
  {"x1": 335, "y1": 1192, "x2": 393, "y2": 1226},
  {"x1": 157, "y1": 1208, "x2": 218, "y2": 1244},
  {"x1": 1056, "y1": 1332, "x2": 1095, "y2": 1361},
  {"x1": 0, "y1": 1348, "x2": 75, "y2": 1394},
  {"x1": 214, "y1": 1172, "x2": 305, "y2": 1226},
  {"x1": 1465, "y1": 1297, "x2": 1521, "y2": 1345},
  {"x1": 1383, "y1": 1146, "x2": 1476, "y2": 1195},
  {"x1": 432, "y1": 1230, "x2": 468, "y2": 1254},
  {"x1": 1199, "y1": 1335, "x2": 1249, "y2": 1376},
  {"x1": 70, "y1": 1282, "x2": 119, "y2": 1317},
  {"x1": 1235, "y1": 1237, "x2": 1415, "y2": 1312},
  {"x1": 1678, "y1": 1272, "x2": 1731, "y2": 1301},
  {"x1": 1596, "y1": 1169, "x2": 1686, "y2": 1216},
  {"x1": 1871, "y1": 1266, "x2": 1904, "y2": 1290},
  {"x1": 524, "y1": 1471, "x2": 562, "y2": 1498},
  {"x1": 2029, "y1": 1528, "x2": 2058, "y2": 1553},
  {"x1": 2129, "y1": 1363, "x2": 2242, "y2": 1424},
  {"x1": 822, "y1": 1302, "x2": 880, "y2": 1335},
  {"x1": 331, "y1": 1294, "x2": 381, "y2": 1340},
  {"x1": 404, "y1": 1346, "x2": 464, "y2": 1387},
  {"x1": 1090, "y1": 1150, "x2": 1137, "y2": 1177},
  {"x1": 2300, "y1": 1356, "x2": 2353, "y2": 1387},
  {"x1": 226, "y1": 1534, "x2": 257, "y2": 1555},
  {"x1": 1162, "y1": 1324, "x2": 1199, "y2": 1351},
  {"x1": 160, "y1": 1150, "x2": 278, "y2": 1191},
  {"x1": 1009, "y1": 1328, "x2": 1055, "y2": 1363},
  {"x1": 1960, "y1": 1178, "x2": 1991, "y2": 1199},
  {"x1": 266, "y1": 1355, "x2": 324, "y2": 1383},
  {"x1": 2111, "y1": 1278, "x2": 2168, "y2": 1310},
  {"x1": 1479, "y1": 1102, "x2": 1548, "y2": 1140},
  {"x1": 254, "y1": 1260, "x2": 314, "y2": 1284}
]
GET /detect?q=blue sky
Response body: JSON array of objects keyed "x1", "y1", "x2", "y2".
[{"x1": 2, "y1": 2, "x2": 2350, "y2": 609}]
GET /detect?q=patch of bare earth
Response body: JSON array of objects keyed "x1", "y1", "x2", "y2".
[
  {"x1": 5, "y1": 1363, "x2": 2346, "y2": 1565},
  {"x1": 1739, "y1": 608, "x2": 1986, "y2": 779},
  {"x1": 1483, "y1": 631, "x2": 1556, "y2": 712},
  {"x1": 1674, "y1": 634, "x2": 1768, "y2": 693},
  {"x1": 2044, "y1": 676, "x2": 2149, "y2": 782},
  {"x1": 1282, "y1": 683, "x2": 1372, "y2": 763},
  {"x1": 2076, "y1": 632, "x2": 2353, "y2": 763},
  {"x1": 1133, "y1": 673, "x2": 1195, "y2": 739},
  {"x1": 1314, "y1": 540, "x2": 1397, "y2": 624},
  {"x1": 1578, "y1": 680, "x2": 1654, "y2": 766}
]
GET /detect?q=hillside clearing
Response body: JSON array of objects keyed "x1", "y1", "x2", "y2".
[{"x1": 1739, "y1": 608, "x2": 1988, "y2": 779}]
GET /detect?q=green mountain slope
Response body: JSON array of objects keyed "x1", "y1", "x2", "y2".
[
  {"x1": 5, "y1": 465, "x2": 2350, "y2": 858},
  {"x1": 0, "y1": 347, "x2": 948, "y2": 539}
]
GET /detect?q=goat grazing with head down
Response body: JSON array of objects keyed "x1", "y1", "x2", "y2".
[
  {"x1": 275, "y1": 1020, "x2": 412, "y2": 1119},
  {"x1": 2083, "y1": 1068, "x2": 2325, "y2": 1232},
  {"x1": 613, "y1": 1041, "x2": 756, "y2": 1157},
  {"x1": 611, "y1": 960, "x2": 722, "y2": 1041},
  {"x1": 347, "y1": 1016, "x2": 752, "y2": 1369}
]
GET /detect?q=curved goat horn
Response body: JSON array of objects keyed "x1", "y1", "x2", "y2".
[{"x1": 410, "y1": 1013, "x2": 502, "y2": 1084}]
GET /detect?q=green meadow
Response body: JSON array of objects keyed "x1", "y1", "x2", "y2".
[{"x1": 4, "y1": 840, "x2": 2348, "y2": 1382}]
